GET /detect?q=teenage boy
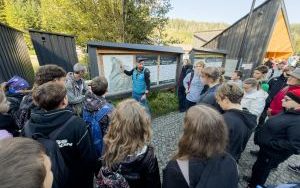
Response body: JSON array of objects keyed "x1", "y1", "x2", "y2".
[
  {"x1": 253, "y1": 65, "x2": 269, "y2": 92},
  {"x1": 228, "y1": 70, "x2": 243, "y2": 89},
  {"x1": 17, "y1": 64, "x2": 66, "y2": 129},
  {"x1": 25, "y1": 82, "x2": 96, "y2": 188},
  {"x1": 83, "y1": 76, "x2": 114, "y2": 158}
]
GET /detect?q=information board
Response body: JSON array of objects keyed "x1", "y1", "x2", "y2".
[
  {"x1": 159, "y1": 56, "x2": 177, "y2": 84},
  {"x1": 224, "y1": 59, "x2": 238, "y2": 77}
]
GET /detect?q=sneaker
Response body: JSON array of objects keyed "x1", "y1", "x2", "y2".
[
  {"x1": 288, "y1": 164, "x2": 300, "y2": 174},
  {"x1": 250, "y1": 150, "x2": 259, "y2": 156}
]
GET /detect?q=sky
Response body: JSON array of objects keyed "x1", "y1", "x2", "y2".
[{"x1": 168, "y1": 0, "x2": 300, "y2": 24}]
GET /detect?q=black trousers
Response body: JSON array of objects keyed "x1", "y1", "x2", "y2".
[
  {"x1": 249, "y1": 149, "x2": 290, "y2": 187},
  {"x1": 178, "y1": 87, "x2": 187, "y2": 112},
  {"x1": 185, "y1": 99, "x2": 196, "y2": 110}
]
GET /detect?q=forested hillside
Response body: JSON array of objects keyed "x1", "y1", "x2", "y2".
[{"x1": 165, "y1": 19, "x2": 228, "y2": 44}]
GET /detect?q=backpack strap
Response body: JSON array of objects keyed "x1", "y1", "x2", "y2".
[
  {"x1": 177, "y1": 159, "x2": 190, "y2": 186},
  {"x1": 94, "y1": 104, "x2": 113, "y2": 122},
  {"x1": 49, "y1": 116, "x2": 76, "y2": 139},
  {"x1": 187, "y1": 70, "x2": 194, "y2": 91}
]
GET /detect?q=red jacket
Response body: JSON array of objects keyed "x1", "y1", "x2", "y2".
[{"x1": 269, "y1": 85, "x2": 300, "y2": 115}]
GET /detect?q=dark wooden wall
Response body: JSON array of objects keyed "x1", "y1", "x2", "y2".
[
  {"x1": 29, "y1": 30, "x2": 78, "y2": 73},
  {"x1": 0, "y1": 23, "x2": 34, "y2": 84}
]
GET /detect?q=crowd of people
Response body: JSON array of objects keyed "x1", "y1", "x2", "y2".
[{"x1": 0, "y1": 57, "x2": 299, "y2": 188}]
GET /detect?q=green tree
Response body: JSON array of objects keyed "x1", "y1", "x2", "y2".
[
  {"x1": 4, "y1": 0, "x2": 41, "y2": 30},
  {"x1": 0, "y1": 0, "x2": 6, "y2": 23}
]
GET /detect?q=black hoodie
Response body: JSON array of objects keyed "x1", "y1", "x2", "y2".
[
  {"x1": 25, "y1": 109, "x2": 97, "y2": 188},
  {"x1": 163, "y1": 153, "x2": 238, "y2": 188},
  {"x1": 223, "y1": 108, "x2": 257, "y2": 161}
]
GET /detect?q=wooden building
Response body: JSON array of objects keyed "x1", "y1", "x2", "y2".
[
  {"x1": 0, "y1": 23, "x2": 34, "y2": 84},
  {"x1": 203, "y1": 0, "x2": 294, "y2": 77},
  {"x1": 29, "y1": 29, "x2": 78, "y2": 72}
]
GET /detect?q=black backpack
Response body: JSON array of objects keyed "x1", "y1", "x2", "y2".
[{"x1": 24, "y1": 116, "x2": 75, "y2": 188}]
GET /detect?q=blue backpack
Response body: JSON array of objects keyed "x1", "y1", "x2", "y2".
[{"x1": 83, "y1": 104, "x2": 113, "y2": 158}]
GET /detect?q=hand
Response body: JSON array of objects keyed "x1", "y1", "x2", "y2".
[
  {"x1": 185, "y1": 89, "x2": 190, "y2": 94},
  {"x1": 141, "y1": 94, "x2": 146, "y2": 101}
]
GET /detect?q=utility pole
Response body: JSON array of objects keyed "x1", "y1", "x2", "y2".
[{"x1": 236, "y1": 0, "x2": 256, "y2": 70}]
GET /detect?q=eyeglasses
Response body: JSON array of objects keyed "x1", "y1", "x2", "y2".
[{"x1": 195, "y1": 66, "x2": 203, "y2": 68}]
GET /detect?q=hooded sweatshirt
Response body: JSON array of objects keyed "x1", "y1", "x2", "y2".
[
  {"x1": 163, "y1": 153, "x2": 238, "y2": 188},
  {"x1": 25, "y1": 109, "x2": 97, "y2": 188},
  {"x1": 223, "y1": 108, "x2": 257, "y2": 161}
]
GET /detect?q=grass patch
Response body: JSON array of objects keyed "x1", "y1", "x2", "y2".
[{"x1": 110, "y1": 90, "x2": 178, "y2": 118}]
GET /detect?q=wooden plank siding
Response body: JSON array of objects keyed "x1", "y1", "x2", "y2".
[
  {"x1": 0, "y1": 23, "x2": 34, "y2": 84},
  {"x1": 29, "y1": 30, "x2": 78, "y2": 73},
  {"x1": 203, "y1": 0, "x2": 286, "y2": 77}
]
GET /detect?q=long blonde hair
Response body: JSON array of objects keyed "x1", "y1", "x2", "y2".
[
  {"x1": 175, "y1": 105, "x2": 228, "y2": 160},
  {"x1": 103, "y1": 99, "x2": 152, "y2": 168},
  {"x1": 0, "y1": 90, "x2": 10, "y2": 113}
]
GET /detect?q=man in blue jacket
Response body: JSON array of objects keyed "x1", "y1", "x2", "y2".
[{"x1": 121, "y1": 59, "x2": 151, "y2": 111}]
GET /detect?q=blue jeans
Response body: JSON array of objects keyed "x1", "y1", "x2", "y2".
[{"x1": 132, "y1": 92, "x2": 150, "y2": 115}]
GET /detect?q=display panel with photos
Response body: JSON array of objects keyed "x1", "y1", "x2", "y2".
[{"x1": 102, "y1": 55, "x2": 134, "y2": 93}]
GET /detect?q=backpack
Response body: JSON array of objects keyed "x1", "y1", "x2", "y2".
[
  {"x1": 96, "y1": 166, "x2": 130, "y2": 188},
  {"x1": 187, "y1": 70, "x2": 195, "y2": 92},
  {"x1": 24, "y1": 116, "x2": 75, "y2": 188},
  {"x1": 83, "y1": 103, "x2": 113, "y2": 158}
]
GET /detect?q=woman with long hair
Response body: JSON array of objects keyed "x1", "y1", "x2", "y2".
[
  {"x1": 163, "y1": 105, "x2": 238, "y2": 188},
  {"x1": 98, "y1": 99, "x2": 161, "y2": 188}
]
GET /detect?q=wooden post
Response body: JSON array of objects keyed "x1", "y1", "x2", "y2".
[{"x1": 236, "y1": 0, "x2": 256, "y2": 70}]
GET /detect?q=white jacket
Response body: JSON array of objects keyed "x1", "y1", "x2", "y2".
[{"x1": 241, "y1": 89, "x2": 268, "y2": 118}]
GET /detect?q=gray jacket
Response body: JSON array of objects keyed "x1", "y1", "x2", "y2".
[{"x1": 65, "y1": 72, "x2": 88, "y2": 115}]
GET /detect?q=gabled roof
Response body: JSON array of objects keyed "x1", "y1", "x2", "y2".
[
  {"x1": 29, "y1": 29, "x2": 75, "y2": 38},
  {"x1": 194, "y1": 29, "x2": 224, "y2": 43},
  {"x1": 87, "y1": 41, "x2": 184, "y2": 54},
  {"x1": 203, "y1": 0, "x2": 294, "y2": 53}
]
